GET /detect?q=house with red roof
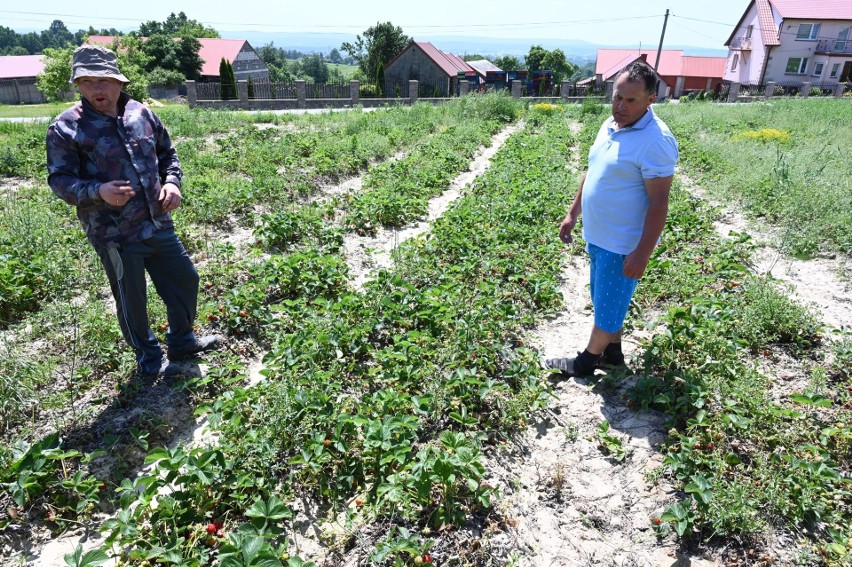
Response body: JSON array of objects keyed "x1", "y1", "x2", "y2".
[
  {"x1": 595, "y1": 49, "x2": 726, "y2": 99},
  {"x1": 0, "y1": 54, "x2": 46, "y2": 103},
  {"x1": 87, "y1": 36, "x2": 269, "y2": 82},
  {"x1": 724, "y1": 0, "x2": 852, "y2": 85},
  {"x1": 384, "y1": 41, "x2": 476, "y2": 97}
]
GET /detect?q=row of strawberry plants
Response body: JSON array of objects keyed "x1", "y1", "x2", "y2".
[
  {"x1": 97, "y1": 103, "x2": 578, "y2": 564},
  {"x1": 173, "y1": 100, "x2": 511, "y2": 229},
  {"x1": 344, "y1": 94, "x2": 521, "y2": 234}
]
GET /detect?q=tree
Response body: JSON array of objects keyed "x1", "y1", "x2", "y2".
[
  {"x1": 42, "y1": 20, "x2": 75, "y2": 49},
  {"x1": 219, "y1": 58, "x2": 236, "y2": 99},
  {"x1": 340, "y1": 22, "x2": 410, "y2": 83},
  {"x1": 493, "y1": 55, "x2": 521, "y2": 71},
  {"x1": 147, "y1": 67, "x2": 186, "y2": 86},
  {"x1": 524, "y1": 45, "x2": 576, "y2": 83},
  {"x1": 139, "y1": 12, "x2": 218, "y2": 38},
  {"x1": 0, "y1": 26, "x2": 19, "y2": 53},
  {"x1": 108, "y1": 35, "x2": 151, "y2": 101},
  {"x1": 140, "y1": 33, "x2": 202, "y2": 80},
  {"x1": 462, "y1": 53, "x2": 485, "y2": 61},
  {"x1": 328, "y1": 48, "x2": 343, "y2": 64},
  {"x1": 301, "y1": 53, "x2": 329, "y2": 83},
  {"x1": 37, "y1": 46, "x2": 74, "y2": 101},
  {"x1": 375, "y1": 62, "x2": 385, "y2": 95},
  {"x1": 19, "y1": 32, "x2": 43, "y2": 54}
]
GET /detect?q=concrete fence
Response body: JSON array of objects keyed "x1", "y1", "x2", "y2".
[
  {"x1": 726, "y1": 81, "x2": 849, "y2": 102},
  {"x1": 186, "y1": 79, "x2": 608, "y2": 110}
]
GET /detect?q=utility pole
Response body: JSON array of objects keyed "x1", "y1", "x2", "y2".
[{"x1": 654, "y1": 9, "x2": 670, "y2": 72}]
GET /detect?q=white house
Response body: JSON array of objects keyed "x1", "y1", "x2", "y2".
[{"x1": 724, "y1": 0, "x2": 852, "y2": 86}]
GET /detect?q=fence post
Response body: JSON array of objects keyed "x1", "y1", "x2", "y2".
[
  {"x1": 834, "y1": 82, "x2": 847, "y2": 98},
  {"x1": 763, "y1": 81, "x2": 775, "y2": 98},
  {"x1": 459, "y1": 81, "x2": 469, "y2": 96},
  {"x1": 800, "y1": 82, "x2": 811, "y2": 97},
  {"x1": 350, "y1": 80, "x2": 360, "y2": 105},
  {"x1": 409, "y1": 80, "x2": 418, "y2": 104},
  {"x1": 605, "y1": 80, "x2": 615, "y2": 102},
  {"x1": 561, "y1": 81, "x2": 571, "y2": 100},
  {"x1": 727, "y1": 82, "x2": 740, "y2": 102},
  {"x1": 185, "y1": 80, "x2": 197, "y2": 108},
  {"x1": 296, "y1": 80, "x2": 306, "y2": 108},
  {"x1": 511, "y1": 80, "x2": 521, "y2": 99},
  {"x1": 237, "y1": 80, "x2": 248, "y2": 104}
]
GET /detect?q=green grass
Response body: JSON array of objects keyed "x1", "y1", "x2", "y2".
[
  {"x1": 0, "y1": 102, "x2": 75, "y2": 119},
  {"x1": 655, "y1": 98, "x2": 852, "y2": 256},
  {"x1": 327, "y1": 63, "x2": 359, "y2": 79}
]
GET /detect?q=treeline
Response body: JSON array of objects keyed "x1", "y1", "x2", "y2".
[
  {"x1": 256, "y1": 45, "x2": 355, "y2": 84},
  {"x1": 0, "y1": 21, "x2": 120, "y2": 55}
]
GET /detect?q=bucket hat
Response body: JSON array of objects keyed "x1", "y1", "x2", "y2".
[{"x1": 70, "y1": 45, "x2": 130, "y2": 84}]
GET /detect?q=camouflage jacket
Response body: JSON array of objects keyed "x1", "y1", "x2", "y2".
[{"x1": 46, "y1": 91, "x2": 182, "y2": 247}]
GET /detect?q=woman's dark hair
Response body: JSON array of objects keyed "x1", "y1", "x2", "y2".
[{"x1": 619, "y1": 61, "x2": 657, "y2": 94}]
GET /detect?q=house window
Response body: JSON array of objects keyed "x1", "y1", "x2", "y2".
[
  {"x1": 812, "y1": 62, "x2": 824, "y2": 76},
  {"x1": 835, "y1": 28, "x2": 849, "y2": 51},
  {"x1": 731, "y1": 53, "x2": 739, "y2": 71},
  {"x1": 785, "y1": 57, "x2": 809, "y2": 74},
  {"x1": 796, "y1": 23, "x2": 820, "y2": 40},
  {"x1": 746, "y1": 25, "x2": 753, "y2": 39},
  {"x1": 830, "y1": 63, "x2": 841, "y2": 77}
]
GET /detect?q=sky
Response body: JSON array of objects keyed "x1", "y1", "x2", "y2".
[{"x1": 0, "y1": 0, "x2": 750, "y2": 51}]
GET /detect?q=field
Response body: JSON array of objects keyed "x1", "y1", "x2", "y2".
[{"x1": 0, "y1": 95, "x2": 850, "y2": 566}]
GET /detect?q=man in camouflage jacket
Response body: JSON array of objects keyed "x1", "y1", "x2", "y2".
[{"x1": 46, "y1": 45, "x2": 219, "y2": 376}]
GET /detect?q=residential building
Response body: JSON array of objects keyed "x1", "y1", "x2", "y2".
[
  {"x1": 195, "y1": 38, "x2": 269, "y2": 82},
  {"x1": 595, "y1": 49, "x2": 726, "y2": 98},
  {"x1": 723, "y1": 0, "x2": 852, "y2": 85},
  {"x1": 87, "y1": 36, "x2": 269, "y2": 82}
]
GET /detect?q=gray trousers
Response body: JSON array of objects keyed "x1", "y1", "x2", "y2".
[{"x1": 96, "y1": 230, "x2": 200, "y2": 373}]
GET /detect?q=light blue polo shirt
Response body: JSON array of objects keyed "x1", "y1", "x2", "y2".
[{"x1": 581, "y1": 107, "x2": 678, "y2": 255}]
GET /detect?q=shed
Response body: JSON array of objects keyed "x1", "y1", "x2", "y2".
[
  {"x1": 385, "y1": 41, "x2": 476, "y2": 96},
  {"x1": 0, "y1": 54, "x2": 47, "y2": 104}
]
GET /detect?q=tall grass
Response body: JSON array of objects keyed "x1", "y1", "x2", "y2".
[{"x1": 655, "y1": 98, "x2": 852, "y2": 256}]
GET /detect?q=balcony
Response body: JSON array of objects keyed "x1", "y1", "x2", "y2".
[
  {"x1": 729, "y1": 37, "x2": 753, "y2": 50},
  {"x1": 816, "y1": 39, "x2": 852, "y2": 54}
]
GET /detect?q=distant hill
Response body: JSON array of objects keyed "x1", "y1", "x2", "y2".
[{"x1": 222, "y1": 31, "x2": 728, "y2": 63}]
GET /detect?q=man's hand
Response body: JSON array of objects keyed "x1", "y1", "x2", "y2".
[
  {"x1": 98, "y1": 180, "x2": 136, "y2": 207},
  {"x1": 159, "y1": 183, "x2": 182, "y2": 213},
  {"x1": 559, "y1": 214, "x2": 577, "y2": 245},
  {"x1": 622, "y1": 249, "x2": 651, "y2": 280}
]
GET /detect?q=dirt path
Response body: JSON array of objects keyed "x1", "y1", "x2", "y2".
[
  {"x1": 342, "y1": 123, "x2": 524, "y2": 291},
  {"x1": 496, "y1": 253, "x2": 696, "y2": 566},
  {"x1": 679, "y1": 169, "x2": 851, "y2": 409},
  {"x1": 477, "y1": 121, "x2": 714, "y2": 566}
]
